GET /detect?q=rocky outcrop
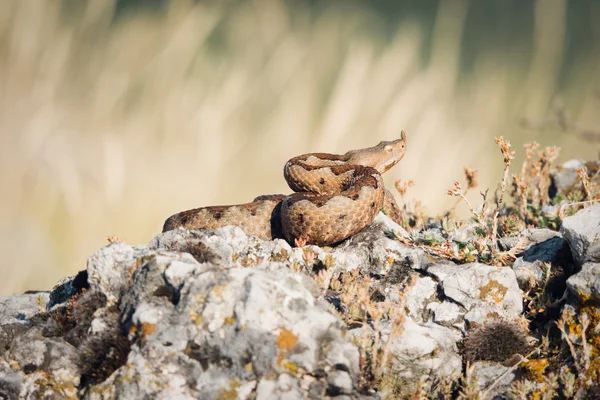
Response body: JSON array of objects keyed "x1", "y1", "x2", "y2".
[{"x1": 1, "y1": 201, "x2": 598, "y2": 398}]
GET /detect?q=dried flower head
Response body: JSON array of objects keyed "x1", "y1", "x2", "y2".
[
  {"x1": 394, "y1": 179, "x2": 415, "y2": 197},
  {"x1": 539, "y1": 146, "x2": 560, "y2": 165},
  {"x1": 463, "y1": 167, "x2": 479, "y2": 189},
  {"x1": 447, "y1": 181, "x2": 463, "y2": 197},
  {"x1": 495, "y1": 136, "x2": 516, "y2": 164},
  {"x1": 523, "y1": 142, "x2": 540, "y2": 161},
  {"x1": 576, "y1": 167, "x2": 592, "y2": 201}
]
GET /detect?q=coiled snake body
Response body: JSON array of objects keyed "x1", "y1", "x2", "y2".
[{"x1": 163, "y1": 132, "x2": 407, "y2": 246}]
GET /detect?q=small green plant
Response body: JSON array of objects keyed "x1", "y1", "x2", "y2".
[{"x1": 457, "y1": 363, "x2": 480, "y2": 400}]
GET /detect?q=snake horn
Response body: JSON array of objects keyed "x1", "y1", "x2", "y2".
[{"x1": 400, "y1": 130, "x2": 406, "y2": 140}]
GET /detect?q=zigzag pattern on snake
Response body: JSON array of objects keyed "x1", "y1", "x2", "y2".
[{"x1": 163, "y1": 131, "x2": 407, "y2": 246}]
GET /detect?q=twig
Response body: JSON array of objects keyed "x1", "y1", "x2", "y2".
[
  {"x1": 447, "y1": 182, "x2": 488, "y2": 232},
  {"x1": 580, "y1": 313, "x2": 591, "y2": 371},
  {"x1": 559, "y1": 199, "x2": 600, "y2": 213},
  {"x1": 481, "y1": 345, "x2": 541, "y2": 400},
  {"x1": 490, "y1": 137, "x2": 515, "y2": 258},
  {"x1": 556, "y1": 315, "x2": 585, "y2": 378}
]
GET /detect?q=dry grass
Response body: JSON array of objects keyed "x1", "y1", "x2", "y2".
[{"x1": 1, "y1": 0, "x2": 599, "y2": 293}]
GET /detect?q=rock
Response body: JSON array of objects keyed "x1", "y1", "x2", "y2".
[
  {"x1": 327, "y1": 370, "x2": 354, "y2": 395},
  {"x1": 85, "y1": 244, "x2": 359, "y2": 399},
  {"x1": 378, "y1": 317, "x2": 462, "y2": 394},
  {"x1": 255, "y1": 374, "x2": 304, "y2": 400},
  {"x1": 47, "y1": 270, "x2": 89, "y2": 309},
  {"x1": 551, "y1": 159, "x2": 600, "y2": 199},
  {"x1": 12, "y1": 209, "x2": 597, "y2": 398},
  {"x1": 560, "y1": 204, "x2": 600, "y2": 266},
  {"x1": 339, "y1": 213, "x2": 437, "y2": 275},
  {"x1": 0, "y1": 360, "x2": 22, "y2": 400},
  {"x1": 86, "y1": 241, "x2": 136, "y2": 303},
  {"x1": 551, "y1": 159, "x2": 587, "y2": 195},
  {"x1": 0, "y1": 329, "x2": 81, "y2": 398},
  {"x1": 428, "y1": 263, "x2": 523, "y2": 327},
  {"x1": 404, "y1": 276, "x2": 438, "y2": 323},
  {"x1": 0, "y1": 292, "x2": 48, "y2": 325},
  {"x1": 472, "y1": 361, "x2": 517, "y2": 397},
  {"x1": 566, "y1": 263, "x2": 600, "y2": 302},
  {"x1": 427, "y1": 301, "x2": 462, "y2": 327},
  {"x1": 511, "y1": 230, "x2": 572, "y2": 288},
  {"x1": 499, "y1": 228, "x2": 562, "y2": 252}
]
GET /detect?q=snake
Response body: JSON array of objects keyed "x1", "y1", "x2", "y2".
[{"x1": 162, "y1": 131, "x2": 407, "y2": 246}]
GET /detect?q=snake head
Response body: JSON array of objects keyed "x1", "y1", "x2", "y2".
[{"x1": 345, "y1": 130, "x2": 407, "y2": 173}]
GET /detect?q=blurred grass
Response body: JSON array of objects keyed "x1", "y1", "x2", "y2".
[{"x1": 0, "y1": 0, "x2": 599, "y2": 294}]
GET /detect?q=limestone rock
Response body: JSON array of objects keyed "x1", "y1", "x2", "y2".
[
  {"x1": 560, "y1": 204, "x2": 600, "y2": 266},
  {"x1": 0, "y1": 292, "x2": 49, "y2": 325},
  {"x1": 378, "y1": 317, "x2": 462, "y2": 394},
  {"x1": 551, "y1": 159, "x2": 587, "y2": 195},
  {"x1": 566, "y1": 263, "x2": 600, "y2": 302},
  {"x1": 472, "y1": 361, "x2": 517, "y2": 397},
  {"x1": 511, "y1": 230, "x2": 572, "y2": 288},
  {"x1": 428, "y1": 263, "x2": 523, "y2": 327},
  {"x1": 6, "y1": 214, "x2": 585, "y2": 399}
]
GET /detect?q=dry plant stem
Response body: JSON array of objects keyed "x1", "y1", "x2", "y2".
[
  {"x1": 556, "y1": 316, "x2": 585, "y2": 380},
  {"x1": 458, "y1": 363, "x2": 480, "y2": 400},
  {"x1": 460, "y1": 191, "x2": 488, "y2": 230},
  {"x1": 576, "y1": 167, "x2": 593, "y2": 204},
  {"x1": 412, "y1": 377, "x2": 429, "y2": 400},
  {"x1": 519, "y1": 188, "x2": 528, "y2": 219},
  {"x1": 370, "y1": 316, "x2": 382, "y2": 380},
  {"x1": 512, "y1": 175, "x2": 529, "y2": 220},
  {"x1": 449, "y1": 194, "x2": 465, "y2": 215},
  {"x1": 580, "y1": 314, "x2": 591, "y2": 371},
  {"x1": 559, "y1": 199, "x2": 600, "y2": 214},
  {"x1": 491, "y1": 163, "x2": 510, "y2": 256},
  {"x1": 481, "y1": 346, "x2": 542, "y2": 400},
  {"x1": 376, "y1": 300, "x2": 406, "y2": 381},
  {"x1": 491, "y1": 137, "x2": 514, "y2": 258},
  {"x1": 532, "y1": 146, "x2": 560, "y2": 207},
  {"x1": 449, "y1": 168, "x2": 478, "y2": 215}
]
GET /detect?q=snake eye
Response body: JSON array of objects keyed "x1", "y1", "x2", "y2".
[{"x1": 384, "y1": 145, "x2": 393, "y2": 152}]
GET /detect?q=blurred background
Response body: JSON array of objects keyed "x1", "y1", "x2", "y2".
[{"x1": 1, "y1": 0, "x2": 598, "y2": 294}]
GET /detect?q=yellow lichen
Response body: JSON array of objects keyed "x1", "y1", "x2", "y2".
[
  {"x1": 141, "y1": 322, "x2": 156, "y2": 336},
  {"x1": 189, "y1": 310, "x2": 203, "y2": 325},
  {"x1": 277, "y1": 328, "x2": 299, "y2": 350},
  {"x1": 563, "y1": 305, "x2": 600, "y2": 386},
  {"x1": 216, "y1": 378, "x2": 240, "y2": 400},
  {"x1": 522, "y1": 358, "x2": 549, "y2": 382},
  {"x1": 283, "y1": 361, "x2": 299, "y2": 374},
  {"x1": 478, "y1": 279, "x2": 508, "y2": 304},
  {"x1": 276, "y1": 328, "x2": 299, "y2": 366}
]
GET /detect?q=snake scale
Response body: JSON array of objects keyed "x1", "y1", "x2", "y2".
[{"x1": 163, "y1": 131, "x2": 407, "y2": 246}]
